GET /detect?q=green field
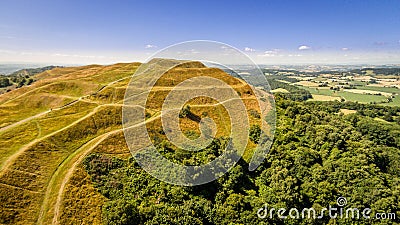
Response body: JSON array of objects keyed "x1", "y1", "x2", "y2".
[{"x1": 299, "y1": 86, "x2": 395, "y2": 105}]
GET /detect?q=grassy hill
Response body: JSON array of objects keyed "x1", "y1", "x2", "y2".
[{"x1": 0, "y1": 60, "x2": 271, "y2": 224}]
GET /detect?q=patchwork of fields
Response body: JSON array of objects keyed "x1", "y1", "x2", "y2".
[{"x1": 270, "y1": 72, "x2": 400, "y2": 106}]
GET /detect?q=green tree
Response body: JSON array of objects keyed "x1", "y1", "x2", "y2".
[
  {"x1": 0, "y1": 77, "x2": 10, "y2": 88},
  {"x1": 179, "y1": 105, "x2": 191, "y2": 118},
  {"x1": 17, "y1": 78, "x2": 26, "y2": 88},
  {"x1": 249, "y1": 124, "x2": 261, "y2": 144}
]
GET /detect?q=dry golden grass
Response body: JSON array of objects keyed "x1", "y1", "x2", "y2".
[
  {"x1": 92, "y1": 130, "x2": 130, "y2": 155},
  {"x1": 82, "y1": 64, "x2": 139, "y2": 85},
  {"x1": 295, "y1": 80, "x2": 320, "y2": 87},
  {"x1": 309, "y1": 94, "x2": 342, "y2": 102},
  {"x1": 88, "y1": 86, "x2": 127, "y2": 104},
  {"x1": 0, "y1": 94, "x2": 75, "y2": 127},
  {"x1": 58, "y1": 165, "x2": 106, "y2": 225},
  {"x1": 153, "y1": 68, "x2": 242, "y2": 87}
]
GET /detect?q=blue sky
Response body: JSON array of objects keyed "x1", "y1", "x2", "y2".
[{"x1": 0, "y1": 0, "x2": 399, "y2": 64}]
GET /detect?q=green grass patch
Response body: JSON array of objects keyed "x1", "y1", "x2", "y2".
[
  {"x1": 336, "y1": 91, "x2": 387, "y2": 103},
  {"x1": 299, "y1": 86, "x2": 389, "y2": 104}
]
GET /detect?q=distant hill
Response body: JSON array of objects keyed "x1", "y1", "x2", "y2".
[
  {"x1": 8, "y1": 65, "x2": 63, "y2": 77},
  {"x1": 350, "y1": 67, "x2": 400, "y2": 76},
  {"x1": 0, "y1": 66, "x2": 63, "y2": 93},
  {"x1": 0, "y1": 64, "x2": 53, "y2": 75}
]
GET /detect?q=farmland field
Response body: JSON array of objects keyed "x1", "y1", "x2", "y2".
[
  {"x1": 298, "y1": 86, "x2": 396, "y2": 105},
  {"x1": 343, "y1": 88, "x2": 392, "y2": 96},
  {"x1": 308, "y1": 94, "x2": 341, "y2": 101}
]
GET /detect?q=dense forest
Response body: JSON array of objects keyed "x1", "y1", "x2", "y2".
[{"x1": 84, "y1": 91, "x2": 400, "y2": 224}]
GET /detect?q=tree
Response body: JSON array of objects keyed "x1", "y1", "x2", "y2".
[
  {"x1": 249, "y1": 124, "x2": 261, "y2": 144},
  {"x1": 17, "y1": 78, "x2": 26, "y2": 88},
  {"x1": 102, "y1": 200, "x2": 139, "y2": 225},
  {"x1": 179, "y1": 105, "x2": 191, "y2": 118},
  {"x1": 0, "y1": 77, "x2": 10, "y2": 88},
  {"x1": 26, "y1": 78, "x2": 34, "y2": 85}
]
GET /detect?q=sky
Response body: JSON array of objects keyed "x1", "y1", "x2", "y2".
[{"x1": 0, "y1": 0, "x2": 399, "y2": 65}]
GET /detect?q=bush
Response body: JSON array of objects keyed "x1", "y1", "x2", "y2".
[
  {"x1": 0, "y1": 77, "x2": 11, "y2": 88},
  {"x1": 249, "y1": 124, "x2": 261, "y2": 144}
]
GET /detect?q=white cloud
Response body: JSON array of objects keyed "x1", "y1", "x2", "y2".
[
  {"x1": 145, "y1": 44, "x2": 157, "y2": 49},
  {"x1": 257, "y1": 49, "x2": 280, "y2": 57},
  {"x1": 298, "y1": 45, "x2": 311, "y2": 50},
  {"x1": 341, "y1": 47, "x2": 349, "y2": 51},
  {"x1": 244, "y1": 47, "x2": 256, "y2": 52}
]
